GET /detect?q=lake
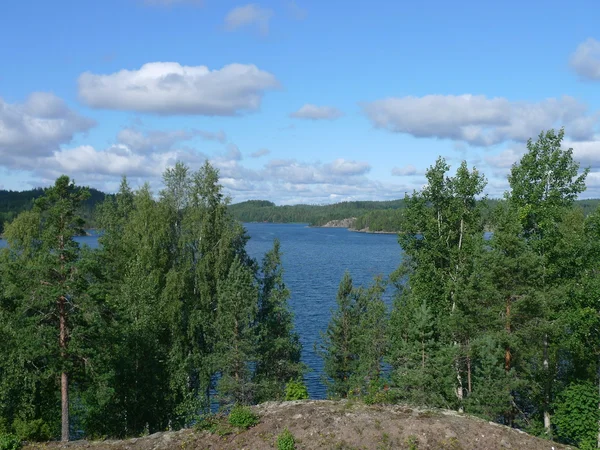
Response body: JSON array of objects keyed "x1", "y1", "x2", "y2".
[{"x1": 0, "y1": 223, "x2": 402, "y2": 398}]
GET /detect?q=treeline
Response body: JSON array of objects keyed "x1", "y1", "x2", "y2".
[
  {"x1": 0, "y1": 163, "x2": 302, "y2": 442},
  {"x1": 228, "y1": 198, "x2": 406, "y2": 226},
  {"x1": 231, "y1": 197, "x2": 600, "y2": 233},
  {"x1": 0, "y1": 187, "x2": 107, "y2": 234},
  {"x1": 318, "y1": 129, "x2": 600, "y2": 449}
]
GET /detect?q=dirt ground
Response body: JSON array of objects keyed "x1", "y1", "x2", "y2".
[{"x1": 25, "y1": 400, "x2": 574, "y2": 450}]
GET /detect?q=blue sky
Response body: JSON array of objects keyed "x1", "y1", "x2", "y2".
[{"x1": 1, "y1": 0, "x2": 600, "y2": 203}]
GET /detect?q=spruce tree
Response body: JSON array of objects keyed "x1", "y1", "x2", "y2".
[
  {"x1": 254, "y1": 239, "x2": 303, "y2": 402},
  {"x1": 318, "y1": 271, "x2": 357, "y2": 398}
]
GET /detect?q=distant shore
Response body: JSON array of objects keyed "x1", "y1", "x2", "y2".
[{"x1": 314, "y1": 218, "x2": 398, "y2": 234}]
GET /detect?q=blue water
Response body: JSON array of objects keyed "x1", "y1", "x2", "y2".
[{"x1": 0, "y1": 224, "x2": 402, "y2": 398}]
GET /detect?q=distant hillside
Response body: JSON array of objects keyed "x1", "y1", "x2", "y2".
[
  {"x1": 230, "y1": 198, "x2": 600, "y2": 232},
  {"x1": 228, "y1": 199, "x2": 407, "y2": 227},
  {"x1": 0, "y1": 186, "x2": 108, "y2": 233}
]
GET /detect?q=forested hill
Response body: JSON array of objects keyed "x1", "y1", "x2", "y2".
[
  {"x1": 0, "y1": 187, "x2": 108, "y2": 233},
  {"x1": 230, "y1": 198, "x2": 600, "y2": 232},
  {"x1": 228, "y1": 199, "x2": 406, "y2": 227}
]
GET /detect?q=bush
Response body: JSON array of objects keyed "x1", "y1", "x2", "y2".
[
  {"x1": 276, "y1": 428, "x2": 295, "y2": 450},
  {"x1": 227, "y1": 405, "x2": 259, "y2": 429},
  {"x1": 0, "y1": 434, "x2": 21, "y2": 450},
  {"x1": 285, "y1": 380, "x2": 309, "y2": 401},
  {"x1": 553, "y1": 382, "x2": 599, "y2": 449},
  {"x1": 12, "y1": 418, "x2": 52, "y2": 442}
]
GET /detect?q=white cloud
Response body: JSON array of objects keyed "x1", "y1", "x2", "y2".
[
  {"x1": 362, "y1": 94, "x2": 598, "y2": 146},
  {"x1": 290, "y1": 104, "x2": 343, "y2": 120},
  {"x1": 117, "y1": 127, "x2": 226, "y2": 153},
  {"x1": 567, "y1": 139, "x2": 600, "y2": 169},
  {"x1": 570, "y1": 38, "x2": 600, "y2": 81},
  {"x1": 78, "y1": 62, "x2": 280, "y2": 115},
  {"x1": 224, "y1": 4, "x2": 273, "y2": 35},
  {"x1": 250, "y1": 148, "x2": 270, "y2": 158},
  {"x1": 0, "y1": 92, "x2": 95, "y2": 168},
  {"x1": 325, "y1": 158, "x2": 370, "y2": 176},
  {"x1": 391, "y1": 164, "x2": 418, "y2": 176},
  {"x1": 484, "y1": 148, "x2": 524, "y2": 169}
]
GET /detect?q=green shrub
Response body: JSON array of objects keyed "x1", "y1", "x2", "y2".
[
  {"x1": 285, "y1": 380, "x2": 309, "y2": 401},
  {"x1": 553, "y1": 381, "x2": 599, "y2": 449},
  {"x1": 194, "y1": 415, "x2": 220, "y2": 433},
  {"x1": 228, "y1": 405, "x2": 259, "y2": 429},
  {"x1": 0, "y1": 434, "x2": 21, "y2": 450},
  {"x1": 12, "y1": 418, "x2": 52, "y2": 442},
  {"x1": 363, "y1": 380, "x2": 396, "y2": 405},
  {"x1": 276, "y1": 428, "x2": 295, "y2": 450}
]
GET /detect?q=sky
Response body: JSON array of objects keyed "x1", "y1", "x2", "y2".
[{"x1": 1, "y1": 0, "x2": 600, "y2": 204}]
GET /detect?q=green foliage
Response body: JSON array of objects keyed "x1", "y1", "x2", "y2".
[
  {"x1": 0, "y1": 434, "x2": 20, "y2": 450},
  {"x1": 254, "y1": 240, "x2": 304, "y2": 402},
  {"x1": 276, "y1": 428, "x2": 296, "y2": 450},
  {"x1": 0, "y1": 163, "x2": 303, "y2": 440},
  {"x1": 228, "y1": 199, "x2": 406, "y2": 227},
  {"x1": 553, "y1": 382, "x2": 599, "y2": 449},
  {"x1": 284, "y1": 380, "x2": 309, "y2": 401},
  {"x1": 318, "y1": 273, "x2": 389, "y2": 399},
  {"x1": 12, "y1": 419, "x2": 52, "y2": 442},
  {"x1": 227, "y1": 405, "x2": 259, "y2": 429}
]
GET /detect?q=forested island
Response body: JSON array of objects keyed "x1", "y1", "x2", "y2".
[{"x1": 1, "y1": 129, "x2": 600, "y2": 449}]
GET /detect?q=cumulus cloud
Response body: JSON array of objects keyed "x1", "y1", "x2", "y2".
[
  {"x1": 392, "y1": 164, "x2": 418, "y2": 176},
  {"x1": 325, "y1": 158, "x2": 370, "y2": 176},
  {"x1": 264, "y1": 158, "x2": 371, "y2": 185},
  {"x1": 484, "y1": 148, "x2": 524, "y2": 169},
  {"x1": 362, "y1": 94, "x2": 598, "y2": 146},
  {"x1": 570, "y1": 38, "x2": 600, "y2": 81},
  {"x1": 290, "y1": 104, "x2": 344, "y2": 120},
  {"x1": 250, "y1": 148, "x2": 270, "y2": 158},
  {"x1": 0, "y1": 92, "x2": 95, "y2": 168},
  {"x1": 78, "y1": 62, "x2": 280, "y2": 115},
  {"x1": 224, "y1": 4, "x2": 273, "y2": 35},
  {"x1": 567, "y1": 139, "x2": 600, "y2": 169},
  {"x1": 117, "y1": 127, "x2": 226, "y2": 153}
]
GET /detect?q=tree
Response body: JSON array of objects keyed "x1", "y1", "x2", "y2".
[
  {"x1": 1, "y1": 176, "x2": 90, "y2": 441},
  {"x1": 254, "y1": 239, "x2": 303, "y2": 401},
  {"x1": 215, "y1": 257, "x2": 258, "y2": 405},
  {"x1": 390, "y1": 158, "x2": 487, "y2": 411},
  {"x1": 317, "y1": 272, "x2": 357, "y2": 398},
  {"x1": 507, "y1": 128, "x2": 589, "y2": 436}
]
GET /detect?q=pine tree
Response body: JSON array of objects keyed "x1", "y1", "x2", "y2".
[{"x1": 1, "y1": 176, "x2": 91, "y2": 441}]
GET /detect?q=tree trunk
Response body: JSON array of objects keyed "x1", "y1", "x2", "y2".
[
  {"x1": 456, "y1": 357, "x2": 464, "y2": 413},
  {"x1": 597, "y1": 353, "x2": 600, "y2": 449},
  {"x1": 543, "y1": 333, "x2": 551, "y2": 438},
  {"x1": 59, "y1": 295, "x2": 69, "y2": 441},
  {"x1": 466, "y1": 348, "x2": 472, "y2": 394},
  {"x1": 505, "y1": 297, "x2": 511, "y2": 372},
  {"x1": 61, "y1": 371, "x2": 69, "y2": 441}
]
